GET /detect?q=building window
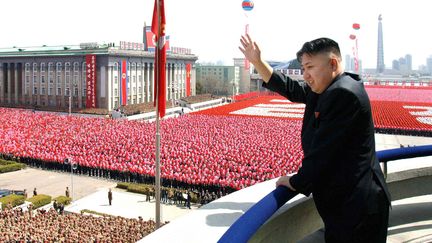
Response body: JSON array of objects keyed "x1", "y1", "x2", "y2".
[
  {"x1": 41, "y1": 88, "x2": 45, "y2": 95},
  {"x1": 74, "y1": 87, "x2": 78, "y2": 96},
  {"x1": 65, "y1": 62, "x2": 71, "y2": 72},
  {"x1": 65, "y1": 87, "x2": 70, "y2": 96},
  {"x1": 33, "y1": 87, "x2": 38, "y2": 95},
  {"x1": 33, "y1": 75, "x2": 37, "y2": 84},
  {"x1": 40, "y1": 63, "x2": 46, "y2": 73},
  {"x1": 49, "y1": 88, "x2": 53, "y2": 96},
  {"x1": 57, "y1": 87, "x2": 62, "y2": 96},
  {"x1": 41, "y1": 76, "x2": 45, "y2": 83},
  {"x1": 73, "y1": 62, "x2": 79, "y2": 72},
  {"x1": 33, "y1": 63, "x2": 37, "y2": 72},
  {"x1": 114, "y1": 62, "x2": 118, "y2": 71},
  {"x1": 25, "y1": 63, "x2": 30, "y2": 72},
  {"x1": 114, "y1": 88, "x2": 118, "y2": 96},
  {"x1": 56, "y1": 62, "x2": 62, "y2": 71},
  {"x1": 114, "y1": 76, "x2": 118, "y2": 84}
]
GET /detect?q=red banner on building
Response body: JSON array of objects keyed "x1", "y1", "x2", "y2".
[
  {"x1": 120, "y1": 60, "x2": 128, "y2": 106},
  {"x1": 86, "y1": 54, "x2": 97, "y2": 108},
  {"x1": 186, "y1": 63, "x2": 191, "y2": 96}
]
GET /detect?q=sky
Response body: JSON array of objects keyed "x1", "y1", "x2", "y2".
[{"x1": 1, "y1": 0, "x2": 431, "y2": 69}]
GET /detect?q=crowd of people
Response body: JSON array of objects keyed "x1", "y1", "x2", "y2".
[
  {"x1": 0, "y1": 205, "x2": 159, "y2": 242},
  {"x1": 0, "y1": 88, "x2": 430, "y2": 191},
  {"x1": 0, "y1": 108, "x2": 304, "y2": 190},
  {"x1": 365, "y1": 85, "x2": 432, "y2": 103}
]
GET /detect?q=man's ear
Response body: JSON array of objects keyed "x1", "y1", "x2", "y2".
[{"x1": 330, "y1": 58, "x2": 338, "y2": 71}]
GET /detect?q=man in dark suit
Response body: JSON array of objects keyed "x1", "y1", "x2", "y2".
[{"x1": 239, "y1": 35, "x2": 391, "y2": 243}]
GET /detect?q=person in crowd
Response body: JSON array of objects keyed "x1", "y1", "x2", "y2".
[{"x1": 108, "y1": 188, "x2": 113, "y2": 206}]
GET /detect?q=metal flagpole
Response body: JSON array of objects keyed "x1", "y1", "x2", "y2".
[{"x1": 154, "y1": 0, "x2": 162, "y2": 229}]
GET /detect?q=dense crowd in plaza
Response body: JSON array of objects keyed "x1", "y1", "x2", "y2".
[
  {"x1": 0, "y1": 205, "x2": 158, "y2": 242},
  {"x1": 0, "y1": 108, "x2": 303, "y2": 190}
]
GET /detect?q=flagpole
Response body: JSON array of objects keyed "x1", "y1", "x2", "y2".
[{"x1": 155, "y1": 0, "x2": 162, "y2": 229}]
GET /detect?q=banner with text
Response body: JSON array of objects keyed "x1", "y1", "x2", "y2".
[{"x1": 86, "y1": 54, "x2": 97, "y2": 108}]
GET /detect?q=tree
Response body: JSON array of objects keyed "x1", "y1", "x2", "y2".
[{"x1": 196, "y1": 81, "x2": 204, "y2": 94}]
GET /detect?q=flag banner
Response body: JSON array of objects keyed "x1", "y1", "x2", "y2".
[
  {"x1": 85, "y1": 54, "x2": 97, "y2": 108},
  {"x1": 152, "y1": 0, "x2": 167, "y2": 118},
  {"x1": 120, "y1": 60, "x2": 128, "y2": 106},
  {"x1": 145, "y1": 26, "x2": 156, "y2": 52},
  {"x1": 186, "y1": 63, "x2": 191, "y2": 96}
]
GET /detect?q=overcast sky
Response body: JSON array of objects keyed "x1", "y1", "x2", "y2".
[{"x1": 1, "y1": 0, "x2": 431, "y2": 69}]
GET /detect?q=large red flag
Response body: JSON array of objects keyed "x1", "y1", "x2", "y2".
[{"x1": 152, "y1": 0, "x2": 166, "y2": 118}]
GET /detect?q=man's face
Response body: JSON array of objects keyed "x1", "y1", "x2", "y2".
[{"x1": 301, "y1": 53, "x2": 335, "y2": 94}]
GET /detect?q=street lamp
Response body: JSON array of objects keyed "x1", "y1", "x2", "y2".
[{"x1": 64, "y1": 158, "x2": 77, "y2": 201}]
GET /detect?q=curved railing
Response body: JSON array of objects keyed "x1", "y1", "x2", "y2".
[{"x1": 218, "y1": 144, "x2": 432, "y2": 243}]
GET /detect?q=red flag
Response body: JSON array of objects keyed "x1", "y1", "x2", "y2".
[
  {"x1": 152, "y1": 0, "x2": 166, "y2": 118},
  {"x1": 186, "y1": 63, "x2": 191, "y2": 97}
]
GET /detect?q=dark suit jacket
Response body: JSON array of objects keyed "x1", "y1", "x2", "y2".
[{"x1": 263, "y1": 71, "x2": 391, "y2": 238}]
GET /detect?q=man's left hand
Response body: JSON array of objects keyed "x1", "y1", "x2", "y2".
[{"x1": 276, "y1": 176, "x2": 296, "y2": 191}]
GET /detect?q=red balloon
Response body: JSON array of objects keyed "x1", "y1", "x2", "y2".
[
  {"x1": 349, "y1": 34, "x2": 356, "y2": 40},
  {"x1": 353, "y1": 23, "x2": 360, "y2": 30}
]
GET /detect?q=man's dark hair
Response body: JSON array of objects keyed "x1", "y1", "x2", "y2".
[{"x1": 296, "y1": 37, "x2": 341, "y2": 62}]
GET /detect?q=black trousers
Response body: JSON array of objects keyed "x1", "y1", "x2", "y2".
[{"x1": 325, "y1": 189, "x2": 390, "y2": 243}]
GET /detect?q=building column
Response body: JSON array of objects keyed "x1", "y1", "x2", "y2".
[
  {"x1": 180, "y1": 63, "x2": 185, "y2": 98},
  {"x1": 140, "y1": 63, "x2": 145, "y2": 104},
  {"x1": 146, "y1": 63, "x2": 150, "y2": 103},
  {"x1": 36, "y1": 64, "x2": 41, "y2": 106},
  {"x1": 149, "y1": 63, "x2": 154, "y2": 103},
  {"x1": 60, "y1": 63, "x2": 65, "y2": 108},
  {"x1": 107, "y1": 65, "x2": 112, "y2": 111},
  {"x1": 77, "y1": 63, "x2": 82, "y2": 109},
  {"x1": 167, "y1": 63, "x2": 170, "y2": 101},
  {"x1": 173, "y1": 64, "x2": 178, "y2": 100},
  {"x1": 0, "y1": 64, "x2": 4, "y2": 104},
  {"x1": 20, "y1": 63, "x2": 26, "y2": 105},
  {"x1": 7, "y1": 64, "x2": 12, "y2": 104}
]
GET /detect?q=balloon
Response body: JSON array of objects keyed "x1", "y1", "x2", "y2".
[
  {"x1": 353, "y1": 23, "x2": 360, "y2": 30},
  {"x1": 242, "y1": 0, "x2": 254, "y2": 11},
  {"x1": 349, "y1": 34, "x2": 356, "y2": 40}
]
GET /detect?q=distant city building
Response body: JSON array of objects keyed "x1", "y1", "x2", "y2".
[
  {"x1": 195, "y1": 64, "x2": 240, "y2": 95},
  {"x1": 377, "y1": 14, "x2": 385, "y2": 74},
  {"x1": 0, "y1": 43, "x2": 197, "y2": 111},
  {"x1": 405, "y1": 54, "x2": 412, "y2": 71},
  {"x1": 427, "y1": 56, "x2": 432, "y2": 75},
  {"x1": 391, "y1": 54, "x2": 413, "y2": 75},
  {"x1": 392, "y1": 60, "x2": 400, "y2": 70},
  {"x1": 233, "y1": 58, "x2": 251, "y2": 94},
  {"x1": 344, "y1": 55, "x2": 362, "y2": 74}
]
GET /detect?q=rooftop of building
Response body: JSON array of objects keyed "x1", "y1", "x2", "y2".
[{"x1": 0, "y1": 43, "x2": 198, "y2": 61}]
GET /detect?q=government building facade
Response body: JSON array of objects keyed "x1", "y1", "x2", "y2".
[{"x1": 0, "y1": 43, "x2": 197, "y2": 111}]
